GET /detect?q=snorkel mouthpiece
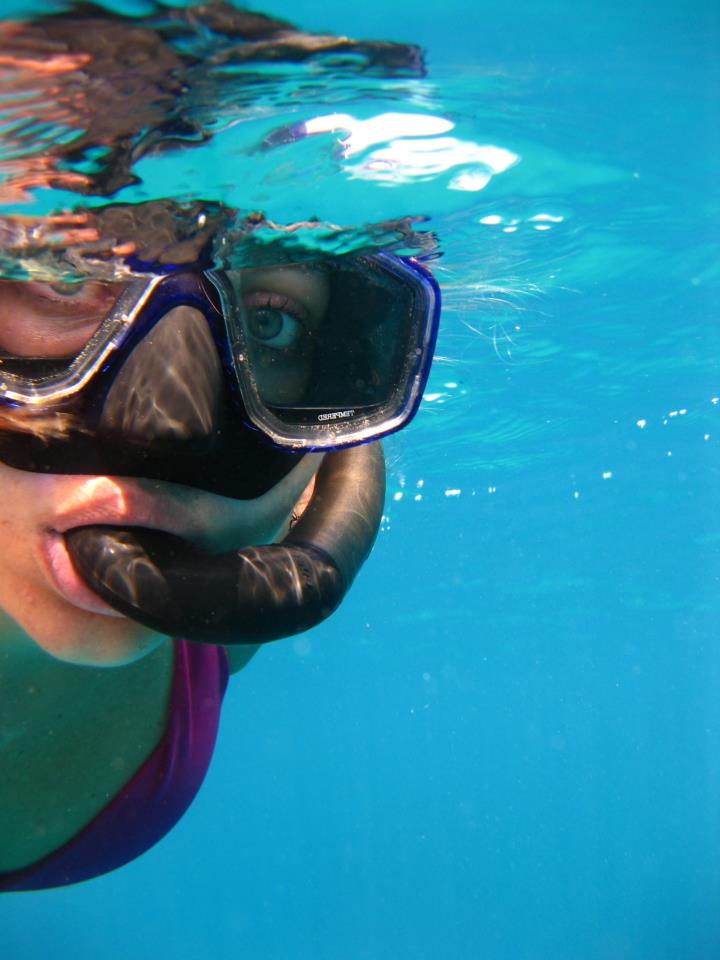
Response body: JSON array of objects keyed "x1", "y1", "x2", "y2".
[{"x1": 64, "y1": 443, "x2": 385, "y2": 644}]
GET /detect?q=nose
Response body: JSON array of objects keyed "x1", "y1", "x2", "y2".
[{"x1": 99, "y1": 306, "x2": 223, "y2": 447}]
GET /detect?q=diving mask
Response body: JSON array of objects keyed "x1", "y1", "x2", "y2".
[{"x1": 0, "y1": 252, "x2": 439, "y2": 453}]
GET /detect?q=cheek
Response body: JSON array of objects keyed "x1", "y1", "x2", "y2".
[
  {"x1": 28, "y1": 608, "x2": 165, "y2": 666},
  {"x1": 0, "y1": 469, "x2": 48, "y2": 638},
  {"x1": 0, "y1": 564, "x2": 165, "y2": 666},
  {"x1": 253, "y1": 352, "x2": 310, "y2": 404},
  {"x1": 0, "y1": 517, "x2": 38, "y2": 622}
]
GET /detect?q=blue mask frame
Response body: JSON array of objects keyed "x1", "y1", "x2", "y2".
[{"x1": 0, "y1": 252, "x2": 440, "y2": 454}]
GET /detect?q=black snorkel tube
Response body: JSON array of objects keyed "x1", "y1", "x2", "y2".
[{"x1": 65, "y1": 442, "x2": 385, "y2": 644}]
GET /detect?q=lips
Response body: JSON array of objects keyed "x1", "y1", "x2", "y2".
[
  {"x1": 42, "y1": 455, "x2": 321, "y2": 617},
  {"x1": 43, "y1": 530, "x2": 124, "y2": 616}
]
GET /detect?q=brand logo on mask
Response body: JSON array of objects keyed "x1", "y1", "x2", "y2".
[{"x1": 317, "y1": 409, "x2": 356, "y2": 422}]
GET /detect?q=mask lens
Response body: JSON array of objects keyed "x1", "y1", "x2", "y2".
[
  {"x1": 235, "y1": 264, "x2": 326, "y2": 407},
  {"x1": 227, "y1": 255, "x2": 431, "y2": 441},
  {"x1": 0, "y1": 279, "x2": 127, "y2": 375}
]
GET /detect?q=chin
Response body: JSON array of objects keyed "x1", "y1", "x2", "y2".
[{"x1": 30, "y1": 608, "x2": 167, "y2": 667}]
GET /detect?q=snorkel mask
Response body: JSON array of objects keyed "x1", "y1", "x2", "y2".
[{"x1": 0, "y1": 252, "x2": 440, "y2": 644}]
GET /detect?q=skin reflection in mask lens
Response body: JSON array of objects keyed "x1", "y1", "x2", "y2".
[
  {"x1": 233, "y1": 266, "x2": 330, "y2": 405},
  {"x1": 0, "y1": 280, "x2": 126, "y2": 359}
]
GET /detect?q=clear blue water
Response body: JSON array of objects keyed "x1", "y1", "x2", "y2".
[{"x1": 2, "y1": 1, "x2": 719, "y2": 958}]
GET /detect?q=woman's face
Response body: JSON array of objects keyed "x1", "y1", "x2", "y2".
[{"x1": 0, "y1": 274, "x2": 325, "y2": 666}]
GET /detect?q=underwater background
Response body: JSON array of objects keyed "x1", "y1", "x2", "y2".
[{"x1": 1, "y1": 0, "x2": 719, "y2": 957}]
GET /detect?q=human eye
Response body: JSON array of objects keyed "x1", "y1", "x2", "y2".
[
  {"x1": 23, "y1": 280, "x2": 122, "y2": 322},
  {"x1": 0, "y1": 279, "x2": 126, "y2": 359},
  {"x1": 242, "y1": 291, "x2": 308, "y2": 350}
]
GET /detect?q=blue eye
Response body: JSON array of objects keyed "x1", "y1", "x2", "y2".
[
  {"x1": 47, "y1": 283, "x2": 89, "y2": 298},
  {"x1": 247, "y1": 306, "x2": 301, "y2": 348}
]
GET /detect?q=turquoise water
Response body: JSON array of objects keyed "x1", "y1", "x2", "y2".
[{"x1": 2, "y1": 1, "x2": 719, "y2": 958}]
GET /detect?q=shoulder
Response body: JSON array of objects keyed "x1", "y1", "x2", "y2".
[{"x1": 224, "y1": 643, "x2": 261, "y2": 675}]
